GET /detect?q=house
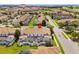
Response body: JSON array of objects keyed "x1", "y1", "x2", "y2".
[
  {"x1": 0, "y1": 27, "x2": 52, "y2": 46},
  {"x1": 76, "y1": 27, "x2": 79, "y2": 32},
  {"x1": 16, "y1": 14, "x2": 31, "y2": 25},
  {"x1": 0, "y1": 15, "x2": 9, "y2": 21},
  {"x1": 18, "y1": 27, "x2": 52, "y2": 46},
  {"x1": 21, "y1": 26, "x2": 51, "y2": 36},
  {"x1": 0, "y1": 27, "x2": 19, "y2": 46},
  {"x1": 52, "y1": 11, "x2": 73, "y2": 19}
]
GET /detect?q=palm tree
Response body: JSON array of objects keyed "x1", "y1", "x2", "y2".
[
  {"x1": 14, "y1": 29, "x2": 21, "y2": 42},
  {"x1": 42, "y1": 20, "x2": 46, "y2": 26}
]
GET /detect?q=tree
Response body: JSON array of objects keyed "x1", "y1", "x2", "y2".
[
  {"x1": 14, "y1": 29, "x2": 21, "y2": 42},
  {"x1": 42, "y1": 20, "x2": 46, "y2": 26},
  {"x1": 65, "y1": 21, "x2": 69, "y2": 26},
  {"x1": 71, "y1": 32, "x2": 79, "y2": 38},
  {"x1": 58, "y1": 22, "x2": 65, "y2": 28},
  {"x1": 20, "y1": 21, "x2": 23, "y2": 26},
  {"x1": 56, "y1": 16, "x2": 61, "y2": 20},
  {"x1": 71, "y1": 32, "x2": 77, "y2": 38},
  {"x1": 65, "y1": 26, "x2": 75, "y2": 32},
  {"x1": 0, "y1": 20, "x2": 2, "y2": 24},
  {"x1": 70, "y1": 21, "x2": 79, "y2": 28},
  {"x1": 44, "y1": 38, "x2": 52, "y2": 46},
  {"x1": 12, "y1": 18, "x2": 20, "y2": 28},
  {"x1": 69, "y1": 6, "x2": 73, "y2": 9},
  {"x1": 74, "y1": 15, "x2": 77, "y2": 19}
]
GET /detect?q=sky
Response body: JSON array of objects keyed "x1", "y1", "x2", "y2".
[{"x1": 0, "y1": 0, "x2": 79, "y2": 5}]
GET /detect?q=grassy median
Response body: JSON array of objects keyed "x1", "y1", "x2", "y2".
[
  {"x1": 28, "y1": 16, "x2": 35, "y2": 28},
  {"x1": 62, "y1": 32, "x2": 70, "y2": 40},
  {"x1": 54, "y1": 33, "x2": 64, "y2": 54},
  {"x1": 52, "y1": 19, "x2": 59, "y2": 28}
]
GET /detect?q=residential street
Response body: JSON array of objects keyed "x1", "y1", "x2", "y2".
[{"x1": 46, "y1": 15, "x2": 79, "y2": 54}]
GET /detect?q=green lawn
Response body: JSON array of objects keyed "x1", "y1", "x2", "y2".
[
  {"x1": 0, "y1": 36, "x2": 56, "y2": 54},
  {"x1": 62, "y1": 32, "x2": 71, "y2": 40},
  {"x1": 51, "y1": 18, "x2": 71, "y2": 40},
  {"x1": 54, "y1": 33, "x2": 64, "y2": 54},
  {"x1": 52, "y1": 38, "x2": 56, "y2": 46},
  {"x1": 0, "y1": 39, "x2": 57, "y2": 54},
  {"x1": 62, "y1": 32, "x2": 69, "y2": 39},
  {"x1": 28, "y1": 16, "x2": 35, "y2": 28},
  {"x1": 49, "y1": 15, "x2": 59, "y2": 28},
  {"x1": 67, "y1": 34, "x2": 73, "y2": 39},
  {"x1": 52, "y1": 19, "x2": 59, "y2": 28},
  {"x1": 0, "y1": 43, "x2": 38, "y2": 54},
  {"x1": 33, "y1": 10, "x2": 49, "y2": 13}
]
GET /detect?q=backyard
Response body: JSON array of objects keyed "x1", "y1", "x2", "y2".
[{"x1": 0, "y1": 43, "x2": 38, "y2": 54}]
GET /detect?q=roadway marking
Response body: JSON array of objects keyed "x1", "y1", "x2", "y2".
[{"x1": 46, "y1": 15, "x2": 79, "y2": 54}]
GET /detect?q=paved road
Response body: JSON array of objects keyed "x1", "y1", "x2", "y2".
[{"x1": 46, "y1": 15, "x2": 79, "y2": 54}]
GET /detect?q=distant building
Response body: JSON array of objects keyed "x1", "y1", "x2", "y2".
[
  {"x1": 0, "y1": 15, "x2": 9, "y2": 21},
  {"x1": 16, "y1": 14, "x2": 31, "y2": 25},
  {"x1": 0, "y1": 27, "x2": 17, "y2": 46},
  {"x1": 0, "y1": 27, "x2": 52, "y2": 46},
  {"x1": 18, "y1": 27, "x2": 52, "y2": 46},
  {"x1": 52, "y1": 11, "x2": 73, "y2": 19}
]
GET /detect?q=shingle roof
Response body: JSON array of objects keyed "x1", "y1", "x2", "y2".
[
  {"x1": 0, "y1": 27, "x2": 50, "y2": 35},
  {"x1": 22, "y1": 27, "x2": 50, "y2": 35},
  {"x1": 17, "y1": 15, "x2": 29, "y2": 22},
  {"x1": 0, "y1": 27, "x2": 19, "y2": 34}
]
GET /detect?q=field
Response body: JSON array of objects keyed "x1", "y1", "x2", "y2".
[
  {"x1": 0, "y1": 43, "x2": 37, "y2": 54},
  {"x1": 28, "y1": 16, "x2": 35, "y2": 28}
]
